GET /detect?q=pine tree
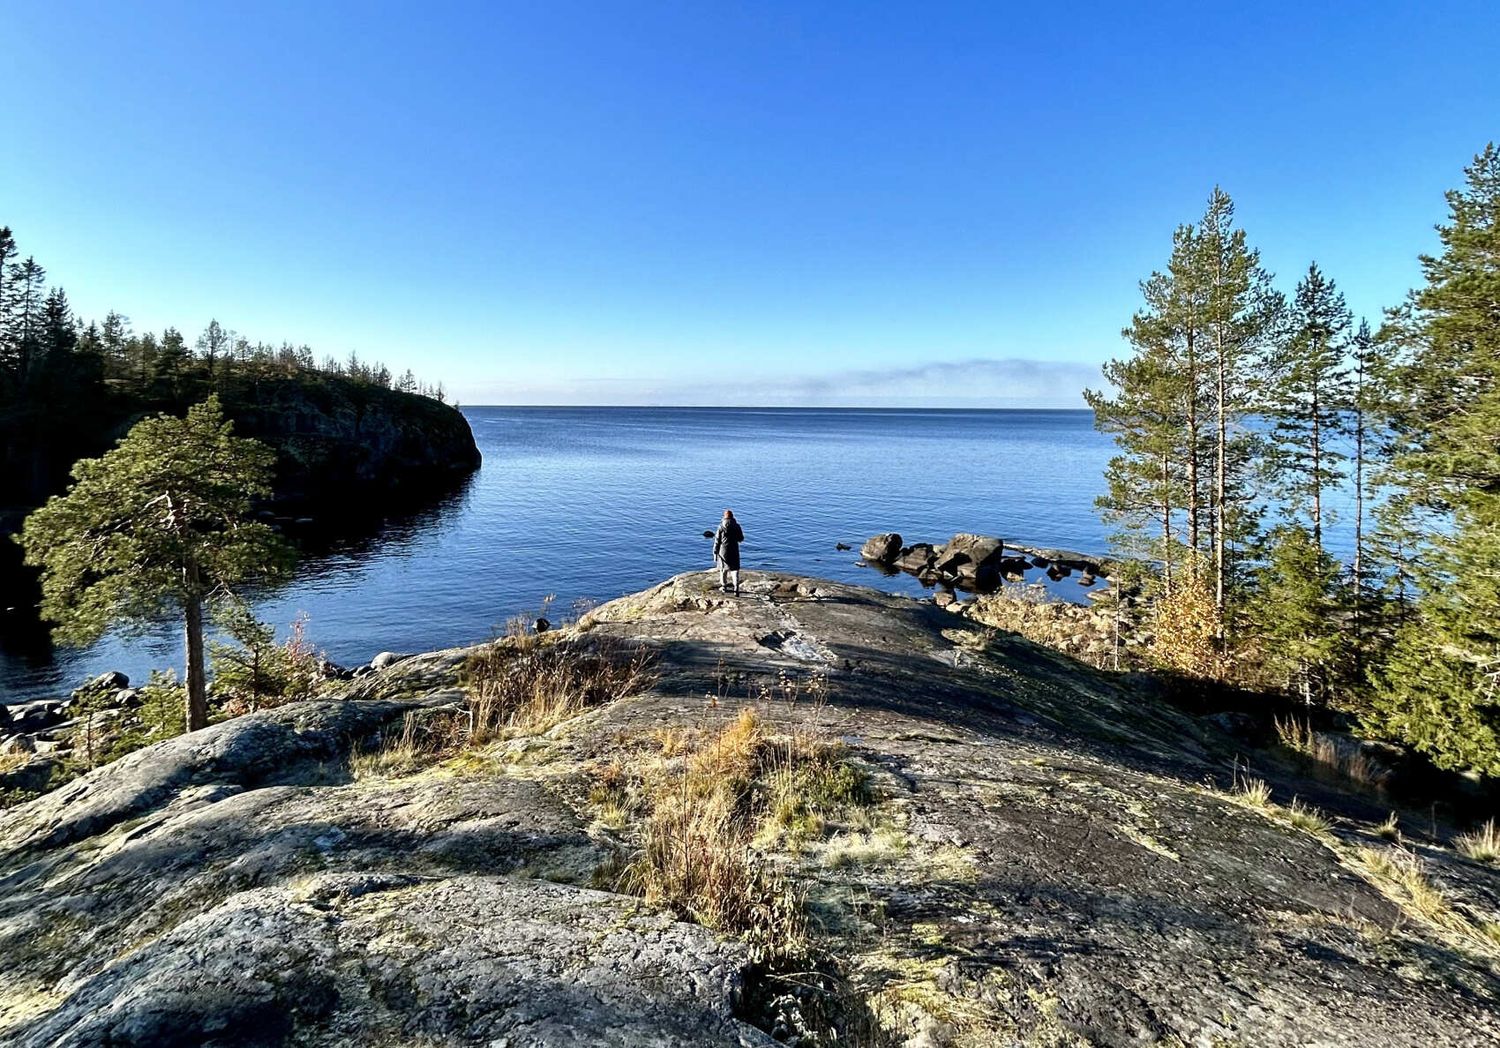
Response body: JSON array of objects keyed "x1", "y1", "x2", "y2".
[
  {"x1": 0, "y1": 228, "x2": 18, "y2": 370},
  {"x1": 1345, "y1": 318, "x2": 1400, "y2": 681},
  {"x1": 17, "y1": 397, "x2": 293, "y2": 730},
  {"x1": 197, "y1": 319, "x2": 230, "y2": 378},
  {"x1": 100, "y1": 311, "x2": 131, "y2": 380},
  {"x1": 155, "y1": 326, "x2": 190, "y2": 395},
  {"x1": 1266, "y1": 263, "x2": 1353, "y2": 550},
  {"x1": 1365, "y1": 144, "x2": 1500, "y2": 773},
  {"x1": 1199, "y1": 188, "x2": 1284, "y2": 620},
  {"x1": 40, "y1": 287, "x2": 77, "y2": 358},
  {"x1": 3, "y1": 256, "x2": 48, "y2": 390},
  {"x1": 1086, "y1": 344, "x2": 1190, "y2": 590},
  {"x1": 1247, "y1": 524, "x2": 1345, "y2": 704}
]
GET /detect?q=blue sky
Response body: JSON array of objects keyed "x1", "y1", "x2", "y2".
[{"x1": 4, "y1": 2, "x2": 1497, "y2": 406}]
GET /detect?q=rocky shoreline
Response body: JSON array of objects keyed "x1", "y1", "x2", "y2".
[{"x1": 3, "y1": 572, "x2": 1499, "y2": 1046}]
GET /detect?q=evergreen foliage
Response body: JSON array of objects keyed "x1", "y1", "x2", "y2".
[
  {"x1": 1246, "y1": 525, "x2": 1345, "y2": 705},
  {"x1": 0, "y1": 223, "x2": 451, "y2": 517},
  {"x1": 1091, "y1": 144, "x2": 1500, "y2": 777},
  {"x1": 1266, "y1": 264, "x2": 1353, "y2": 548},
  {"x1": 17, "y1": 396, "x2": 293, "y2": 731},
  {"x1": 209, "y1": 601, "x2": 322, "y2": 716},
  {"x1": 1364, "y1": 144, "x2": 1500, "y2": 773}
]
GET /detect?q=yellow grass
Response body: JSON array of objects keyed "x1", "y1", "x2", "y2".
[
  {"x1": 1456, "y1": 820, "x2": 1500, "y2": 864},
  {"x1": 1275, "y1": 716, "x2": 1386, "y2": 789}
]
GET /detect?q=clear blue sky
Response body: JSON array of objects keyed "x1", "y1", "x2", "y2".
[{"x1": 5, "y1": 2, "x2": 1497, "y2": 406}]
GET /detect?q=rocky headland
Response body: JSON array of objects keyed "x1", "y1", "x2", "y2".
[{"x1": 3, "y1": 573, "x2": 1499, "y2": 1046}]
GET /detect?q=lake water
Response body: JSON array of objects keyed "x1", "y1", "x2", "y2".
[{"x1": 2, "y1": 407, "x2": 1123, "y2": 701}]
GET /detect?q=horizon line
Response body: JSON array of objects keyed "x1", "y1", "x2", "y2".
[{"x1": 454, "y1": 403, "x2": 1095, "y2": 412}]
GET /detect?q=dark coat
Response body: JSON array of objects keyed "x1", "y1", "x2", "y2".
[{"x1": 713, "y1": 518, "x2": 744, "y2": 571}]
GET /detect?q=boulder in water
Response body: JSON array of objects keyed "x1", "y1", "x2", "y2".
[
  {"x1": 860, "y1": 533, "x2": 903, "y2": 563},
  {"x1": 935, "y1": 534, "x2": 1006, "y2": 585},
  {"x1": 896, "y1": 543, "x2": 937, "y2": 572}
]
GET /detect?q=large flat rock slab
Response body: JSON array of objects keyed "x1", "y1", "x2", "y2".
[{"x1": 14, "y1": 873, "x2": 767, "y2": 1047}]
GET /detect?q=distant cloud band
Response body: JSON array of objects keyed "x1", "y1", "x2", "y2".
[{"x1": 466, "y1": 357, "x2": 1095, "y2": 408}]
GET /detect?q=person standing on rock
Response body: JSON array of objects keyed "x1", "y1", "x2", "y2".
[{"x1": 714, "y1": 509, "x2": 745, "y2": 595}]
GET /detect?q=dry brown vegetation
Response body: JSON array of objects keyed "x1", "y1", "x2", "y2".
[
  {"x1": 591, "y1": 706, "x2": 872, "y2": 963},
  {"x1": 1456, "y1": 820, "x2": 1500, "y2": 864},
  {"x1": 463, "y1": 629, "x2": 653, "y2": 743},
  {"x1": 1275, "y1": 716, "x2": 1388, "y2": 791},
  {"x1": 353, "y1": 622, "x2": 651, "y2": 778}
]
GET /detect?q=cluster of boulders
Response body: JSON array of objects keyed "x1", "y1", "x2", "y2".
[
  {"x1": 1, "y1": 672, "x2": 136, "y2": 753},
  {"x1": 858, "y1": 532, "x2": 1114, "y2": 592},
  {"x1": 0, "y1": 671, "x2": 145, "y2": 795}
]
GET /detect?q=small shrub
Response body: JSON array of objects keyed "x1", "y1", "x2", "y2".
[
  {"x1": 1456, "y1": 820, "x2": 1500, "y2": 864},
  {"x1": 211, "y1": 604, "x2": 323, "y2": 717},
  {"x1": 1150, "y1": 569, "x2": 1227, "y2": 680},
  {"x1": 95, "y1": 670, "x2": 188, "y2": 764}
]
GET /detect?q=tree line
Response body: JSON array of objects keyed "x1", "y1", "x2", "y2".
[
  {"x1": 1087, "y1": 143, "x2": 1500, "y2": 776},
  {"x1": 0, "y1": 225, "x2": 449, "y2": 487}
]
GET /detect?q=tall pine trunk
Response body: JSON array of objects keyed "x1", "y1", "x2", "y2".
[
  {"x1": 183, "y1": 562, "x2": 209, "y2": 732},
  {"x1": 1310, "y1": 374, "x2": 1323, "y2": 550},
  {"x1": 1161, "y1": 451, "x2": 1175, "y2": 596},
  {"x1": 1185, "y1": 329, "x2": 1201, "y2": 565},
  {"x1": 1214, "y1": 349, "x2": 1227, "y2": 622}
]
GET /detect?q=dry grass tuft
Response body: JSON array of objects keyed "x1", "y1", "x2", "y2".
[
  {"x1": 351, "y1": 709, "x2": 464, "y2": 779},
  {"x1": 594, "y1": 703, "x2": 872, "y2": 963},
  {"x1": 1275, "y1": 716, "x2": 1387, "y2": 790},
  {"x1": 1232, "y1": 775, "x2": 1274, "y2": 809},
  {"x1": 822, "y1": 826, "x2": 909, "y2": 869},
  {"x1": 1356, "y1": 845, "x2": 1453, "y2": 926},
  {"x1": 0, "y1": 751, "x2": 31, "y2": 776},
  {"x1": 1286, "y1": 797, "x2": 1332, "y2": 837},
  {"x1": 1456, "y1": 820, "x2": 1500, "y2": 864},
  {"x1": 463, "y1": 632, "x2": 653, "y2": 743},
  {"x1": 354, "y1": 623, "x2": 651, "y2": 778},
  {"x1": 1376, "y1": 812, "x2": 1402, "y2": 842}
]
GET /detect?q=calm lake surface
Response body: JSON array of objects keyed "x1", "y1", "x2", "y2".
[{"x1": 4, "y1": 407, "x2": 1120, "y2": 701}]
